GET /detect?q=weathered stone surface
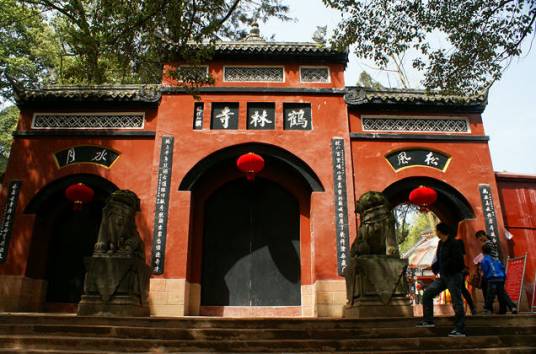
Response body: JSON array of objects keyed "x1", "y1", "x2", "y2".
[
  {"x1": 0, "y1": 313, "x2": 535, "y2": 353},
  {"x1": 353, "y1": 191, "x2": 398, "y2": 257},
  {"x1": 346, "y1": 256, "x2": 409, "y2": 305},
  {"x1": 344, "y1": 256, "x2": 412, "y2": 318},
  {"x1": 77, "y1": 190, "x2": 150, "y2": 317},
  {"x1": 343, "y1": 297, "x2": 413, "y2": 318},
  {"x1": 344, "y1": 191, "x2": 412, "y2": 318},
  {"x1": 78, "y1": 256, "x2": 150, "y2": 316}
]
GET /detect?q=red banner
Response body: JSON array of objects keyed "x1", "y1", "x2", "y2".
[{"x1": 505, "y1": 255, "x2": 527, "y2": 304}]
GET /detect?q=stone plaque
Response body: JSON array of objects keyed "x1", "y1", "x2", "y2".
[
  {"x1": 284, "y1": 103, "x2": 312, "y2": 130},
  {"x1": 54, "y1": 146, "x2": 120, "y2": 168},
  {"x1": 0, "y1": 181, "x2": 22, "y2": 262},
  {"x1": 332, "y1": 138, "x2": 350, "y2": 275},
  {"x1": 247, "y1": 103, "x2": 275, "y2": 130},
  {"x1": 193, "y1": 102, "x2": 204, "y2": 130},
  {"x1": 479, "y1": 184, "x2": 501, "y2": 256},
  {"x1": 386, "y1": 149, "x2": 450, "y2": 171},
  {"x1": 211, "y1": 103, "x2": 239, "y2": 130},
  {"x1": 151, "y1": 136, "x2": 174, "y2": 274}
]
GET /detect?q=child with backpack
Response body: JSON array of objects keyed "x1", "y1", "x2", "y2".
[{"x1": 480, "y1": 243, "x2": 517, "y2": 314}]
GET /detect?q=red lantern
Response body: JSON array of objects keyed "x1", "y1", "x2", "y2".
[
  {"x1": 236, "y1": 152, "x2": 265, "y2": 181},
  {"x1": 65, "y1": 183, "x2": 94, "y2": 211},
  {"x1": 409, "y1": 186, "x2": 437, "y2": 212}
]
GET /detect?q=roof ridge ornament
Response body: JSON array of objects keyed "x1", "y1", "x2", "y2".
[{"x1": 241, "y1": 21, "x2": 265, "y2": 43}]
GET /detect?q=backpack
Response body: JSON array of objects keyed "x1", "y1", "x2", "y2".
[{"x1": 483, "y1": 255, "x2": 506, "y2": 280}]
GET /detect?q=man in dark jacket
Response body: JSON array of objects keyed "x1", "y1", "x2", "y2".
[{"x1": 417, "y1": 223, "x2": 466, "y2": 337}]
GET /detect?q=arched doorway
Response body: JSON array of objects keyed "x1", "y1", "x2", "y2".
[
  {"x1": 383, "y1": 176, "x2": 474, "y2": 225},
  {"x1": 181, "y1": 143, "x2": 323, "y2": 315},
  {"x1": 383, "y1": 177, "x2": 475, "y2": 308},
  {"x1": 202, "y1": 177, "x2": 300, "y2": 306},
  {"x1": 25, "y1": 174, "x2": 117, "y2": 311}
]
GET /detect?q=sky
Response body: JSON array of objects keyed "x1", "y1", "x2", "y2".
[{"x1": 263, "y1": 0, "x2": 536, "y2": 175}]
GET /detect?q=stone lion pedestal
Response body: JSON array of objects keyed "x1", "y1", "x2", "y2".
[
  {"x1": 343, "y1": 191, "x2": 413, "y2": 319},
  {"x1": 78, "y1": 256, "x2": 150, "y2": 316},
  {"x1": 77, "y1": 190, "x2": 150, "y2": 317},
  {"x1": 343, "y1": 255, "x2": 413, "y2": 318}
]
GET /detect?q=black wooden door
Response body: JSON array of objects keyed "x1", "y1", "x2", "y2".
[
  {"x1": 201, "y1": 178, "x2": 301, "y2": 306},
  {"x1": 45, "y1": 198, "x2": 105, "y2": 303}
]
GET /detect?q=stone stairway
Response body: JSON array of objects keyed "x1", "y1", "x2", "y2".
[{"x1": 0, "y1": 313, "x2": 534, "y2": 353}]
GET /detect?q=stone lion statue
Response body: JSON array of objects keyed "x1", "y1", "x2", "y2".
[
  {"x1": 94, "y1": 189, "x2": 144, "y2": 259},
  {"x1": 343, "y1": 192, "x2": 409, "y2": 313},
  {"x1": 353, "y1": 191, "x2": 398, "y2": 257}
]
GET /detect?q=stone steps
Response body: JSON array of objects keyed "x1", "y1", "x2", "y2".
[
  {"x1": 0, "y1": 349, "x2": 535, "y2": 354},
  {"x1": 1, "y1": 324, "x2": 535, "y2": 340},
  {"x1": 1, "y1": 313, "x2": 532, "y2": 328},
  {"x1": 1, "y1": 334, "x2": 535, "y2": 352},
  {"x1": 0, "y1": 313, "x2": 534, "y2": 353}
]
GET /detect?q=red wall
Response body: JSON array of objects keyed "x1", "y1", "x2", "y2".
[
  {"x1": 0, "y1": 107, "x2": 158, "y2": 275},
  {"x1": 0, "y1": 60, "x2": 355, "y2": 289},
  {"x1": 348, "y1": 110, "x2": 507, "y2": 270},
  {"x1": 4, "y1": 57, "x2": 530, "y2": 308},
  {"x1": 496, "y1": 173, "x2": 536, "y2": 306},
  {"x1": 155, "y1": 60, "x2": 353, "y2": 284},
  {"x1": 154, "y1": 92, "x2": 353, "y2": 284}
]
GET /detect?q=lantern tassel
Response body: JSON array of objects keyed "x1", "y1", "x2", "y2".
[{"x1": 73, "y1": 200, "x2": 83, "y2": 212}]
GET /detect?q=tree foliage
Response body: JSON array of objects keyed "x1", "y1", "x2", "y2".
[
  {"x1": 0, "y1": 0, "x2": 290, "y2": 102},
  {"x1": 324, "y1": 0, "x2": 536, "y2": 94},
  {"x1": 393, "y1": 203, "x2": 439, "y2": 255},
  {"x1": 357, "y1": 71, "x2": 384, "y2": 89},
  {"x1": 0, "y1": 105, "x2": 19, "y2": 173},
  {"x1": 398, "y1": 211, "x2": 430, "y2": 255},
  {"x1": 0, "y1": 1, "x2": 60, "y2": 100}
]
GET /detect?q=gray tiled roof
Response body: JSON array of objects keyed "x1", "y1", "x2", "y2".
[
  {"x1": 174, "y1": 41, "x2": 348, "y2": 64},
  {"x1": 16, "y1": 85, "x2": 489, "y2": 113},
  {"x1": 203, "y1": 41, "x2": 343, "y2": 55},
  {"x1": 164, "y1": 23, "x2": 348, "y2": 63},
  {"x1": 16, "y1": 84, "x2": 161, "y2": 105},
  {"x1": 345, "y1": 86, "x2": 488, "y2": 109}
]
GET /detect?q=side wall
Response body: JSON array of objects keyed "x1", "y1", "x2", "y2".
[
  {"x1": 348, "y1": 109, "x2": 507, "y2": 275},
  {"x1": 0, "y1": 106, "x2": 158, "y2": 312},
  {"x1": 496, "y1": 173, "x2": 536, "y2": 310}
]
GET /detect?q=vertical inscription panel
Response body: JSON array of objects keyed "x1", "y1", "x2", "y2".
[
  {"x1": 193, "y1": 102, "x2": 204, "y2": 130},
  {"x1": 0, "y1": 181, "x2": 22, "y2": 262},
  {"x1": 479, "y1": 184, "x2": 501, "y2": 257},
  {"x1": 151, "y1": 136, "x2": 174, "y2": 274},
  {"x1": 332, "y1": 138, "x2": 350, "y2": 275}
]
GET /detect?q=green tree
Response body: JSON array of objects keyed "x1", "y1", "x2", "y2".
[
  {"x1": 357, "y1": 71, "x2": 384, "y2": 89},
  {"x1": 324, "y1": 0, "x2": 536, "y2": 94},
  {"x1": 1, "y1": 0, "x2": 290, "y2": 101},
  {"x1": 394, "y1": 202, "x2": 418, "y2": 245},
  {"x1": 0, "y1": 105, "x2": 19, "y2": 173},
  {"x1": 0, "y1": 0, "x2": 60, "y2": 101},
  {"x1": 397, "y1": 209, "x2": 438, "y2": 255}
]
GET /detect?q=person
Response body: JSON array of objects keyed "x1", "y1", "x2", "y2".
[
  {"x1": 417, "y1": 223, "x2": 467, "y2": 337},
  {"x1": 480, "y1": 243, "x2": 518, "y2": 314},
  {"x1": 474, "y1": 230, "x2": 514, "y2": 314},
  {"x1": 475, "y1": 230, "x2": 499, "y2": 257},
  {"x1": 457, "y1": 238, "x2": 477, "y2": 315}
]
